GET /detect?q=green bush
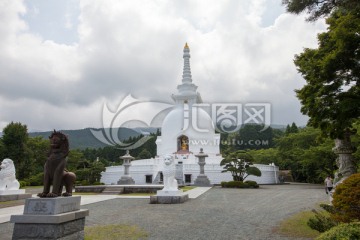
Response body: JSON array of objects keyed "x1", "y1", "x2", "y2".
[
  {"x1": 221, "y1": 181, "x2": 259, "y2": 188},
  {"x1": 319, "y1": 203, "x2": 335, "y2": 214},
  {"x1": 332, "y1": 173, "x2": 360, "y2": 222},
  {"x1": 92, "y1": 182, "x2": 104, "y2": 185},
  {"x1": 221, "y1": 181, "x2": 244, "y2": 188},
  {"x1": 316, "y1": 222, "x2": 360, "y2": 240},
  {"x1": 307, "y1": 209, "x2": 337, "y2": 232},
  {"x1": 19, "y1": 180, "x2": 28, "y2": 188},
  {"x1": 80, "y1": 180, "x2": 90, "y2": 186},
  {"x1": 244, "y1": 180, "x2": 259, "y2": 188},
  {"x1": 25, "y1": 172, "x2": 44, "y2": 186}
]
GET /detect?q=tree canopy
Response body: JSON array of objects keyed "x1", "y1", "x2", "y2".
[
  {"x1": 294, "y1": 9, "x2": 360, "y2": 139},
  {"x1": 276, "y1": 127, "x2": 337, "y2": 182},
  {"x1": 285, "y1": 122, "x2": 299, "y2": 135},
  {"x1": 2, "y1": 122, "x2": 30, "y2": 179},
  {"x1": 220, "y1": 150, "x2": 261, "y2": 181},
  {"x1": 282, "y1": 0, "x2": 360, "y2": 21}
]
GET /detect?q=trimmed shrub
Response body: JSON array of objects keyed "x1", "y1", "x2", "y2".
[
  {"x1": 221, "y1": 181, "x2": 259, "y2": 188},
  {"x1": 316, "y1": 222, "x2": 360, "y2": 240},
  {"x1": 244, "y1": 180, "x2": 259, "y2": 188},
  {"x1": 332, "y1": 173, "x2": 360, "y2": 222},
  {"x1": 224, "y1": 181, "x2": 245, "y2": 188}
]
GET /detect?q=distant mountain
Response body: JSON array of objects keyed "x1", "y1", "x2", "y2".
[
  {"x1": 214, "y1": 123, "x2": 287, "y2": 132},
  {"x1": 270, "y1": 124, "x2": 287, "y2": 130},
  {"x1": 4, "y1": 124, "x2": 290, "y2": 150},
  {"x1": 29, "y1": 127, "x2": 159, "y2": 150}
]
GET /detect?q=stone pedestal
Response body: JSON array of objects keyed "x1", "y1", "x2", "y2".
[
  {"x1": 150, "y1": 155, "x2": 189, "y2": 204},
  {"x1": 0, "y1": 189, "x2": 32, "y2": 202},
  {"x1": 11, "y1": 196, "x2": 89, "y2": 240},
  {"x1": 150, "y1": 190, "x2": 189, "y2": 204},
  {"x1": 194, "y1": 175, "x2": 211, "y2": 186},
  {"x1": 117, "y1": 176, "x2": 135, "y2": 185}
]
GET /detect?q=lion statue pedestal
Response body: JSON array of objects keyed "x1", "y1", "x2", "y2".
[
  {"x1": 0, "y1": 159, "x2": 31, "y2": 202},
  {"x1": 150, "y1": 155, "x2": 189, "y2": 204},
  {"x1": 10, "y1": 130, "x2": 88, "y2": 240}
]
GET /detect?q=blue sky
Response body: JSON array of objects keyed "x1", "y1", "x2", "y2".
[
  {"x1": 22, "y1": 0, "x2": 79, "y2": 44},
  {"x1": 0, "y1": 0, "x2": 326, "y2": 131}
]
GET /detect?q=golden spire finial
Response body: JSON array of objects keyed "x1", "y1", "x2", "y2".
[{"x1": 184, "y1": 42, "x2": 189, "y2": 49}]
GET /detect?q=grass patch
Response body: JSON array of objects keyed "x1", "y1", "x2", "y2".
[
  {"x1": 72, "y1": 192, "x2": 99, "y2": 195},
  {"x1": 85, "y1": 224, "x2": 148, "y2": 240},
  {"x1": 21, "y1": 186, "x2": 43, "y2": 189},
  {"x1": 121, "y1": 193, "x2": 155, "y2": 196},
  {"x1": 0, "y1": 199, "x2": 25, "y2": 208},
  {"x1": 180, "y1": 186, "x2": 196, "y2": 192},
  {"x1": 275, "y1": 210, "x2": 321, "y2": 239}
]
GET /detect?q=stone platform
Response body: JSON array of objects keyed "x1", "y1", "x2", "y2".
[
  {"x1": 194, "y1": 175, "x2": 211, "y2": 186},
  {"x1": 11, "y1": 196, "x2": 89, "y2": 240},
  {"x1": 150, "y1": 190, "x2": 189, "y2": 204},
  {"x1": 0, "y1": 190, "x2": 32, "y2": 202}
]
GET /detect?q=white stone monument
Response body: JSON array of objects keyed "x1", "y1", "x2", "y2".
[
  {"x1": 0, "y1": 158, "x2": 31, "y2": 201},
  {"x1": 150, "y1": 155, "x2": 189, "y2": 204}
]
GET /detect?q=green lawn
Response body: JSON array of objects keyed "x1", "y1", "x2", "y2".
[
  {"x1": 121, "y1": 192, "x2": 155, "y2": 196},
  {"x1": 180, "y1": 186, "x2": 196, "y2": 192},
  {"x1": 21, "y1": 186, "x2": 43, "y2": 189},
  {"x1": 85, "y1": 224, "x2": 148, "y2": 240},
  {"x1": 275, "y1": 210, "x2": 321, "y2": 239},
  {"x1": 72, "y1": 192, "x2": 99, "y2": 195}
]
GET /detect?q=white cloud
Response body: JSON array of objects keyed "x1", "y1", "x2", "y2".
[{"x1": 0, "y1": 0, "x2": 327, "y2": 131}]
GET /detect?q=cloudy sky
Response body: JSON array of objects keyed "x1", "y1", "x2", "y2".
[{"x1": 0, "y1": 0, "x2": 326, "y2": 132}]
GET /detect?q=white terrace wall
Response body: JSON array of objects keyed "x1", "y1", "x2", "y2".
[{"x1": 101, "y1": 163, "x2": 279, "y2": 185}]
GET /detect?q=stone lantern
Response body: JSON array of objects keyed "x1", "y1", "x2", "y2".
[
  {"x1": 117, "y1": 150, "x2": 135, "y2": 185},
  {"x1": 194, "y1": 148, "x2": 211, "y2": 186}
]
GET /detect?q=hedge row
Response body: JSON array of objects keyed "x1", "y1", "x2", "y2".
[{"x1": 221, "y1": 180, "x2": 259, "y2": 188}]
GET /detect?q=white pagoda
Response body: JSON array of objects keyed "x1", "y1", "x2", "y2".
[{"x1": 101, "y1": 44, "x2": 279, "y2": 185}]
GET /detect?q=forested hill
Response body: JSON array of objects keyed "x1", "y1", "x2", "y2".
[{"x1": 29, "y1": 127, "x2": 159, "y2": 150}]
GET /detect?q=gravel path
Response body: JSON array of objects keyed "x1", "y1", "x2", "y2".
[{"x1": 0, "y1": 183, "x2": 328, "y2": 240}]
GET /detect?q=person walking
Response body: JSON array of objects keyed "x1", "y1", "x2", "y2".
[{"x1": 324, "y1": 175, "x2": 333, "y2": 194}]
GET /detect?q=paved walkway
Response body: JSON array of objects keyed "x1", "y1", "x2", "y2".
[
  {"x1": 0, "y1": 187, "x2": 211, "y2": 224},
  {"x1": 0, "y1": 184, "x2": 328, "y2": 240}
]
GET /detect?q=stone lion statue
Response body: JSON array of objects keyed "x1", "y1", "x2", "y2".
[
  {"x1": 0, "y1": 158, "x2": 20, "y2": 191},
  {"x1": 162, "y1": 155, "x2": 178, "y2": 191},
  {"x1": 38, "y1": 130, "x2": 76, "y2": 198}
]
